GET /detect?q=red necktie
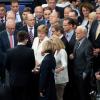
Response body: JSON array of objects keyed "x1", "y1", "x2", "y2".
[{"x1": 9, "y1": 34, "x2": 13, "y2": 48}]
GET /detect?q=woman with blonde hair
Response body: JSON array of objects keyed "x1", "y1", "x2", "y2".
[
  {"x1": 51, "y1": 36, "x2": 69, "y2": 100},
  {"x1": 32, "y1": 24, "x2": 49, "y2": 71},
  {"x1": 39, "y1": 40, "x2": 57, "y2": 100}
]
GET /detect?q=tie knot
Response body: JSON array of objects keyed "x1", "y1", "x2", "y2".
[
  {"x1": 76, "y1": 42, "x2": 80, "y2": 49},
  {"x1": 30, "y1": 27, "x2": 33, "y2": 31}
]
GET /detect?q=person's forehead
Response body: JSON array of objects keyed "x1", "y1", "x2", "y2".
[{"x1": 48, "y1": 0, "x2": 56, "y2": 2}]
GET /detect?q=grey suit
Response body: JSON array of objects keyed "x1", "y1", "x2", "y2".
[{"x1": 73, "y1": 38, "x2": 93, "y2": 100}]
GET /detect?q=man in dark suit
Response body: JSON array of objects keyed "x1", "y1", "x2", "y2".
[
  {"x1": 47, "y1": 0, "x2": 64, "y2": 18},
  {"x1": 89, "y1": 7, "x2": 100, "y2": 94},
  {"x1": 89, "y1": 7, "x2": 100, "y2": 72},
  {"x1": 5, "y1": 30, "x2": 35, "y2": 100},
  {"x1": 20, "y1": 14, "x2": 37, "y2": 48},
  {"x1": 10, "y1": 0, "x2": 22, "y2": 23},
  {"x1": 0, "y1": 4, "x2": 6, "y2": 24},
  {"x1": 63, "y1": 17, "x2": 76, "y2": 100},
  {"x1": 71, "y1": 25, "x2": 93, "y2": 100},
  {"x1": 0, "y1": 19, "x2": 17, "y2": 84}
]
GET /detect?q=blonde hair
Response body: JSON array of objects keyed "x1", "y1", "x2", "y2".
[
  {"x1": 37, "y1": 24, "x2": 48, "y2": 35},
  {"x1": 50, "y1": 36, "x2": 65, "y2": 50},
  {"x1": 42, "y1": 40, "x2": 54, "y2": 53},
  {"x1": 89, "y1": 12, "x2": 96, "y2": 20}
]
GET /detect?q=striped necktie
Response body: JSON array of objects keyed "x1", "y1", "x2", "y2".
[{"x1": 29, "y1": 27, "x2": 34, "y2": 43}]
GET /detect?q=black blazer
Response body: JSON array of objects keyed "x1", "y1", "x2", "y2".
[
  {"x1": 61, "y1": 35, "x2": 70, "y2": 54},
  {"x1": 6, "y1": 45, "x2": 35, "y2": 86},
  {"x1": 55, "y1": 6, "x2": 64, "y2": 19},
  {"x1": 20, "y1": 25, "x2": 37, "y2": 47},
  {"x1": 73, "y1": 38, "x2": 93, "y2": 77},
  {"x1": 0, "y1": 23, "x2": 5, "y2": 32},
  {"x1": 68, "y1": 32, "x2": 76, "y2": 55},
  {"x1": 39, "y1": 53, "x2": 57, "y2": 100},
  {"x1": 89, "y1": 20, "x2": 100, "y2": 48},
  {"x1": 0, "y1": 30, "x2": 17, "y2": 53}
]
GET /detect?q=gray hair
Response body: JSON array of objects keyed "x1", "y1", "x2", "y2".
[
  {"x1": 77, "y1": 25, "x2": 87, "y2": 34},
  {"x1": 6, "y1": 19, "x2": 16, "y2": 26}
]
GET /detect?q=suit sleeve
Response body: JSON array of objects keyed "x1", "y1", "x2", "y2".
[
  {"x1": 84, "y1": 42, "x2": 93, "y2": 74},
  {"x1": 39, "y1": 57, "x2": 48, "y2": 92}
]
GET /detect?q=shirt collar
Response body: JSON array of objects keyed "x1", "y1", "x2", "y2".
[
  {"x1": 66, "y1": 30, "x2": 74, "y2": 37},
  {"x1": 27, "y1": 25, "x2": 34, "y2": 30},
  {"x1": 78, "y1": 37, "x2": 85, "y2": 46},
  {"x1": 59, "y1": 34, "x2": 63, "y2": 39}
]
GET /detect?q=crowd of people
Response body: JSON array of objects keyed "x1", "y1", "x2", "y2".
[{"x1": 0, "y1": 0, "x2": 100, "y2": 100}]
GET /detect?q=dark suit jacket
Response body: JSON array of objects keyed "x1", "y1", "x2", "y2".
[
  {"x1": 61, "y1": 35, "x2": 70, "y2": 54},
  {"x1": 89, "y1": 20, "x2": 100, "y2": 48},
  {"x1": 68, "y1": 32, "x2": 76, "y2": 55},
  {"x1": 0, "y1": 30, "x2": 17, "y2": 82},
  {"x1": 73, "y1": 38, "x2": 93, "y2": 77},
  {"x1": 0, "y1": 30, "x2": 17, "y2": 53},
  {"x1": 20, "y1": 25, "x2": 37, "y2": 47},
  {"x1": 39, "y1": 53, "x2": 57, "y2": 100},
  {"x1": 6, "y1": 45, "x2": 35, "y2": 86},
  {"x1": 88, "y1": 20, "x2": 100, "y2": 71}
]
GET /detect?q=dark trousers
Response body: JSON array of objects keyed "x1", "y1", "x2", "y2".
[
  {"x1": 10, "y1": 85, "x2": 34, "y2": 100},
  {"x1": 74, "y1": 75, "x2": 91, "y2": 100}
]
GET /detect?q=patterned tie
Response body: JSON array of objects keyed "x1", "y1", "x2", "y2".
[
  {"x1": 74, "y1": 41, "x2": 80, "y2": 56},
  {"x1": 29, "y1": 27, "x2": 34, "y2": 43},
  {"x1": 9, "y1": 34, "x2": 13, "y2": 48}
]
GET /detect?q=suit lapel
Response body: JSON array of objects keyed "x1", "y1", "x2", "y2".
[
  {"x1": 93, "y1": 20, "x2": 99, "y2": 40},
  {"x1": 75, "y1": 38, "x2": 87, "y2": 56},
  {"x1": 13, "y1": 31, "x2": 17, "y2": 46},
  {"x1": 4, "y1": 31, "x2": 10, "y2": 48}
]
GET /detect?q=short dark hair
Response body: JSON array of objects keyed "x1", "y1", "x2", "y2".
[
  {"x1": 71, "y1": 10, "x2": 78, "y2": 17},
  {"x1": 64, "y1": 17, "x2": 76, "y2": 26},
  {"x1": 43, "y1": 7, "x2": 52, "y2": 12},
  {"x1": 11, "y1": 0, "x2": 19, "y2": 5},
  {"x1": 23, "y1": 7, "x2": 32, "y2": 13},
  {"x1": 17, "y1": 31, "x2": 28, "y2": 42},
  {"x1": 52, "y1": 24, "x2": 64, "y2": 34}
]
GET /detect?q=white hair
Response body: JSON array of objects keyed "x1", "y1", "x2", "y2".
[
  {"x1": 6, "y1": 19, "x2": 16, "y2": 26},
  {"x1": 77, "y1": 25, "x2": 87, "y2": 34}
]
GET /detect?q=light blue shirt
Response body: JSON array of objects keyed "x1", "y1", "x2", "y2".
[{"x1": 65, "y1": 30, "x2": 74, "y2": 42}]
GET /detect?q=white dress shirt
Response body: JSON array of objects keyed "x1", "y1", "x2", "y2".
[
  {"x1": 28, "y1": 26, "x2": 35, "y2": 37},
  {"x1": 15, "y1": 11, "x2": 22, "y2": 23}
]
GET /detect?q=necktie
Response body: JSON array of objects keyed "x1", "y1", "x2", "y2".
[
  {"x1": 75, "y1": 42, "x2": 80, "y2": 49},
  {"x1": 46, "y1": 20, "x2": 50, "y2": 28},
  {"x1": 74, "y1": 41, "x2": 80, "y2": 55},
  {"x1": 29, "y1": 28, "x2": 34, "y2": 43},
  {"x1": 9, "y1": 34, "x2": 13, "y2": 48},
  {"x1": 95, "y1": 24, "x2": 100, "y2": 39}
]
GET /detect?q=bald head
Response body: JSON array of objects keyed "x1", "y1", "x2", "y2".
[
  {"x1": 6, "y1": 19, "x2": 16, "y2": 34},
  {"x1": 27, "y1": 14, "x2": 35, "y2": 27},
  {"x1": 34, "y1": 6, "x2": 43, "y2": 19},
  {"x1": 75, "y1": 26, "x2": 87, "y2": 41}
]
